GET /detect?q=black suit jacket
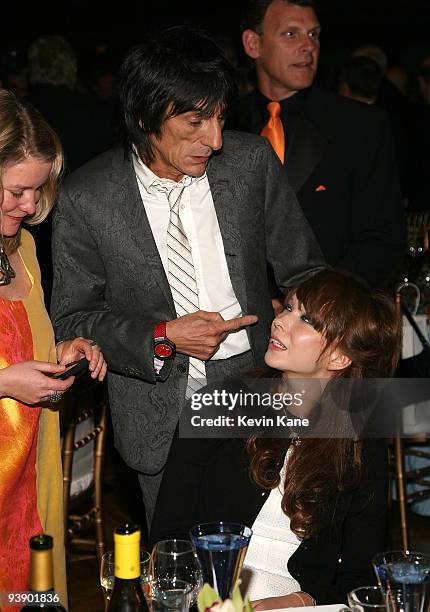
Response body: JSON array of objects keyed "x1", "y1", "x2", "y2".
[
  {"x1": 150, "y1": 435, "x2": 388, "y2": 605},
  {"x1": 229, "y1": 84, "x2": 405, "y2": 287}
]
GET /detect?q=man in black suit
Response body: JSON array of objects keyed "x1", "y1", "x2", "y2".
[{"x1": 230, "y1": 0, "x2": 405, "y2": 288}]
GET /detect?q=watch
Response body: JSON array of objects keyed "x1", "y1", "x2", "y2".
[{"x1": 153, "y1": 321, "x2": 176, "y2": 374}]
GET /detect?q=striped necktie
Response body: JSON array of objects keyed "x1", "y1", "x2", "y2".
[
  {"x1": 260, "y1": 101, "x2": 285, "y2": 164},
  {"x1": 165, "y1": 182, "x2": 207, "y2": 397}
]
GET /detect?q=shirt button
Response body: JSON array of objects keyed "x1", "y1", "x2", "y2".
[
  {"x1": 180, "y1": 203, "x2": 185, "y2": 210},
  {"x1": 177, "y1": 364, "x2": 187, "y2": 373}
]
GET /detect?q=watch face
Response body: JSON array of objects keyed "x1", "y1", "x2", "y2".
[{"x1": 154, "y1": 342, "x2": 174, "y2": 359}]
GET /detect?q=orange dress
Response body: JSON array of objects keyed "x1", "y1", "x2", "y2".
[{"x1": 0, "y1": 230, "x2": 66, "y2": 609}]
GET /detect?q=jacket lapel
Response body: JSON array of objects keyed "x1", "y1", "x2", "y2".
[
  {"x1": 286, "y1": 110, "x2": 327, "y2": 194},
  {"x1": 206, "y1": 155, "x2": 249, "y2": 314},
  {"x1": 108, "y1": 148, "x2": 251, "y2": 319},
  {"x1": 109, "y1": 152, "x2": 176, "y2": 316}
]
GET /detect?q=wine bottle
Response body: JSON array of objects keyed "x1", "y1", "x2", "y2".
[
  {"x1": 107, "y1": 524, "x2": 150, "y2": 612},
  {"x1": 21, "y1": 534, "x2": 66, "y2": 610}
]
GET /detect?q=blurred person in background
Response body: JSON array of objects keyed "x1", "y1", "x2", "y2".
[
  {"x1": 404, "y1": 53, "x2": 430, "y2": 211},
  {"x1": 337, "y1": 56, "x2": 383, "y2": 105},
  {"x1": 26, "y1": 34, "x2": 116, "y2": 308},
  {"x1": 79, "y1": 40, "x2": 117, "y2": 102},
  {"x1": 352, "y1": 44, "x2": 414, "y2": 201},
  {"x1": 27, "y1": 34, "x2": 114, "y2": 175},
  {"x1": 212, "y1": 32, "x2": 255, "y2": 95},
  {"x1": 0, "y1": 41, "x2": 29, "y2": 98},
  {"x1": 386, "y1": 65, "x2": 409, "y2": 97},
  {"x1": 417, "y1": 55, "x2": 430, "y2": 106}
]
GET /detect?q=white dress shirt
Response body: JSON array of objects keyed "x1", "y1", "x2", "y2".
[{"x1": 133, "y1": 154, "x2": 251, "y2": 360}]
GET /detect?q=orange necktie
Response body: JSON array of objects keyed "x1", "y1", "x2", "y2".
[{"x1": 260, "y1": 101, "x2": 285, "y2": 164}]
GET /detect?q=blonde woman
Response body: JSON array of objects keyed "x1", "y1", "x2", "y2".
[{"x1": 0, "y1": 89, "x2": 106, "y2": 608}]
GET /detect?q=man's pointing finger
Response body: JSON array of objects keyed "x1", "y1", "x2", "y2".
[{"x1": 220, "y1": 314, "x2": 259, "y2": 333}]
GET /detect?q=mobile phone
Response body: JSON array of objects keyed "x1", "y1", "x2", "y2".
[{"x1": 52, "y1": 359, "x2": 89, "y2": 380}]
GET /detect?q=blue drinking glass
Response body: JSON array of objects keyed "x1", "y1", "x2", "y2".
[
  {"x1": 372, "y1": 550, "x2": 430, "y2": 612},
  {"x1": 189, "y1": 522, "x2": 252, "y2": 601}
]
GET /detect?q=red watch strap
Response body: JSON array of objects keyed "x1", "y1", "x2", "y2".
[{"x1": 154, "y1": 321, "x2": 167, "y2": 340}]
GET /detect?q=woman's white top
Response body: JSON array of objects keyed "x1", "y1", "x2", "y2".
[{"x1": 242, "y1": 449, "x2": 301, "y2": 600}]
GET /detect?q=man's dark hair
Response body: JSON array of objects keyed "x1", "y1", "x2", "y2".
[
  {"x1": 118, "y1": 26, "x2": 237, "y2": 164},
  {"x1": 338, "y1": 56, "x2": 383, "y2": 100},
  {"x1": 240, "y1": 0, "x2": 317, "y2": 33}
]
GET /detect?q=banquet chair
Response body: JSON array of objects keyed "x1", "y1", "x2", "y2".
[
  {"x1": 390, "y1": 291, "x2": 430, "y2": 550},
  {"x1": 61, "y1": 383, "x2": 108, "y2": 563},
  {"x1": 407, "y1": 210, "x2": 430, "y2": 251},
  {"x1": 390, "y1": 438, "x2": 430, "y2": 550}
]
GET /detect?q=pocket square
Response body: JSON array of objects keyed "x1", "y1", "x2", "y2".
[{"x1": 315, "y1": 184, "x2": 327, "y2": 192}]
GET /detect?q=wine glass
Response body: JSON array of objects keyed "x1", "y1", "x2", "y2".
[
  {"x1": 151, "y1": 539, "x2": 202, "y2": 605},
  {"x1": 100, "y1": 551, "x2": 115, "y2": 601},
  {"x1": 152, "y1": 577, "x2": 193, "y2": 612},
  {"x1": 347, "y1": 586, "x2": 387, "y2": 612},
  {"x1": 100, "y1": 548, "x2": 151, "y2": 601},
  {"x1": 372, "y1": 550, "x2": 430, "y2": 612},
  {"x1": 189, "y1": 522, "x2": 252, "y2": 600}
]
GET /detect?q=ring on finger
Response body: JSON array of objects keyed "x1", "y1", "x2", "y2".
[{"x1": 48, "y1": 391, "x2": 63, "y2": 403}]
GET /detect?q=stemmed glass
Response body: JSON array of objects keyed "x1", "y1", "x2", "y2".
[
  {"x1": 348, "y1": 586, "x2": 387, "y2": 612},
  {"x1": 100, "y1": 549, "x2": 151, "y2": 602},
  {"x1": 152, "y1": 578, "x2": 193, "y2": 612},
  {"x1": 189, "y1": 522, "x2": 252, "y2": 600},
  {"x1": 372, "y1": 550, "x2": 430, "y2": 612},
  {"x1": 151, "y1": 539, "x2": 203, "y2": 606}
]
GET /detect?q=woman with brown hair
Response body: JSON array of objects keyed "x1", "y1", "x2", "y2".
[
  {"x1": 0, "y1": 89, "x2": 107, "y2": 608},
  {"x1": 242, "y1": 270, "x2": 400, "y2": 608},
  {"x1": 150, "y1": 269, "x2": 400, "y2": 606}
]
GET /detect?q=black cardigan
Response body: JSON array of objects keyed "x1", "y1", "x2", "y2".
[{"x1": 150, "y1": 435, "x2": 388, "y2": 605}]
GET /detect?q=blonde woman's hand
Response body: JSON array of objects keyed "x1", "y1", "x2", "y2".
[
  {"x1": 56, "y1": 337, "x2": 107, "y2": 381},
  {"x1": 0, "y1": 361, "x2": 74, "y2": 404}
]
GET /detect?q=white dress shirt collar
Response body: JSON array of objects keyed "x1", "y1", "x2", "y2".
[{"x1": 133, "y1": 152, "x2": 205, "y2": 194}]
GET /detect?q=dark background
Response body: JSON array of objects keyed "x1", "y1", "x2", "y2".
[{"x1": 4, "y1": 0, "x2": 430, "y2": 69}]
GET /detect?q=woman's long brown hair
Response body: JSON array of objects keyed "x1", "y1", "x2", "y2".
[{"x1": 247, "y1": 270, "x2": 401, "y2": 539}]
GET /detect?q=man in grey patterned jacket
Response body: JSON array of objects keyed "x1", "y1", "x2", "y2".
[{"x1": 51, "y1": 26, "x2": 324, "y2": 528}]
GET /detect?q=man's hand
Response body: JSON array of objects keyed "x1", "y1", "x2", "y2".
[{"x1": 166, "y1": 311, "x2": 258, "y2": 360}]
